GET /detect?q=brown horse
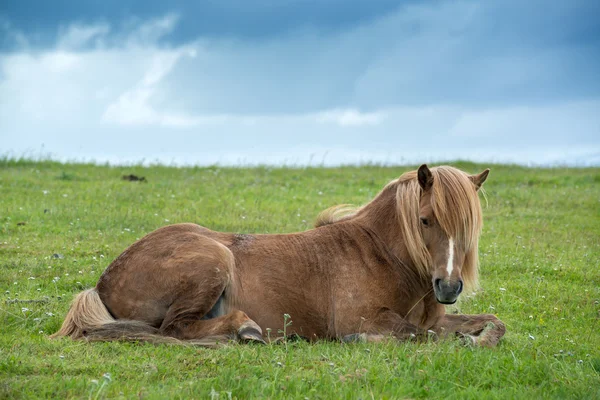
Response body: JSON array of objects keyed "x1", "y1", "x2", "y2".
[{"x1": 52, "y1": 165, "x2": 505, "y2": 347}]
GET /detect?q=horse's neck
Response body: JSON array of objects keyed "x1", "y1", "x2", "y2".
[
  {"x1": 352, "y1": 190, "x2": 433, "y2": 313},
  {"x1": 354, "y1": 185, "x2": 412, "y2": 266}
]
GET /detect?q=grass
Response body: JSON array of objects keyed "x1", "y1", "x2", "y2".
[{"x1": 1, "y1": 159, "x2": 599, "y2": 399}]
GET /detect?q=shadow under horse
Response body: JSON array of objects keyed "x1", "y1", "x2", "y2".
[{"x1": 52, "y1": 164, "x2": 505, "y2": 347}]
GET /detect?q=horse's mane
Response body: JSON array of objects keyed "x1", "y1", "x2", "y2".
[
  {"x1": 315, "y1": 166, "x2": 483, "y2": 291},
  {"x1": 314, "y1": 204, "x2": 362, "y2": 228}
]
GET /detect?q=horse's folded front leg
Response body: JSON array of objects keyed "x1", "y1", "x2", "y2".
[
  {"x1": 431, "y1": 314, "x2": 506, "y2": 347},
  {"x1": 342, "y1": 309, "x2": 433, "y2": 343}
]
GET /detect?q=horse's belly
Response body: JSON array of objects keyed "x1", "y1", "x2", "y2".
[{"x1": 234, "y1": 275, "x2": 330, "y2": 339}]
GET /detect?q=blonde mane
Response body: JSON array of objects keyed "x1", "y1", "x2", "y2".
[
  {"x1": 315, "y1": 166, "x2": 484, "y2": 291},
  {"x1": 314, "y1": 204, "x2": 361, "y2": 228}
]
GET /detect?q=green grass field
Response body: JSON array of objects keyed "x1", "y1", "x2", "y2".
[{"x1": 1, "y1": 159, "x2": 599, "y2": 399}]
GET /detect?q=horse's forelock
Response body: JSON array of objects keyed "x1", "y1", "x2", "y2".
[
  {"x1": 430, "y1": 166, "x2": 482, "y2": 291},
  {"x1": 397, "y1": 166, "x2": 482, "y2": 291},
  {"x1": 430, "y1": 167, "x2": 482, "y2": 245}
]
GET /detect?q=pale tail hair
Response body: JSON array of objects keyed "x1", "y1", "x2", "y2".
[{"x1": 50, "y1": 289, "x2": 225, "y2": 346}]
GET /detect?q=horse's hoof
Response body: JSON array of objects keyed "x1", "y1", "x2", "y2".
[
  {"x1": 342, "y1": 333, "x2": 391, "y2": 343},
  {"x1": 458, "y1": 333, "x2": 477, "y2": 347},
  {"x1": 457, "y1": 324, "x2": 501, "y2": 348},
  {"x1": 475, "y1": 322, "x2": 501, "y2": 348},
  {"x1": 482, "y1": 322, "x2": 496, "y2": 334},
  {"x1": 342, "y1": 333, "x2": 364, "y2": 343},
  {"x1": 238, "y1": 321, "x2": 266, "y2": 344},
  {"x1": 240, "y1": 330, "x2": 266, "y2": 344}
]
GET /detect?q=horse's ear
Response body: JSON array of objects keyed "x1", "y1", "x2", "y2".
[
  {"x1": 417, "y1": 164, "x2": 433, "y2": 191},
  {"x1": 469, "y1": 168, "x2": 490, "y2": 190}
]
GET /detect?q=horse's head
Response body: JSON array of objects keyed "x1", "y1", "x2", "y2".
[{"x1": 416, "y1": 164, "x2": 489, "y2": 304}]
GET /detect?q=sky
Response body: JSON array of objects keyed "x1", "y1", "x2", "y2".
[{"x1": 1, "y1": 0, "x2": 599, "y2": 166}]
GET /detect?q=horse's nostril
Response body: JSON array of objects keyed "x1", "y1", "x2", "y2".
[
  {"x1": 434, "y1": 278, "x2": 442, "y2": 291},
  {"x1": 456, "y1": 280, "x2": 463, "y2": 294}
]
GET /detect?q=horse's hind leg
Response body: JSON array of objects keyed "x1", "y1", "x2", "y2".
[
  {"x1": 166, "y1": 309, "x2": 265, "y2": 343},
  {"x1": 157, "y1": 238, "x2": 264, "y2": 344}
]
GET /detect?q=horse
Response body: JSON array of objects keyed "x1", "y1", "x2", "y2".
[{"x1": 51, "y1": 164, "x2": 506, "y2": 347}]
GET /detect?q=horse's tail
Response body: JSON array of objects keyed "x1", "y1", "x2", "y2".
[
  {"x1": 50, "y1": 288, "x2": 115, "y2": 339},
  {"x1": 50, "y1": 289, "x2": 225, "y2": 347}
]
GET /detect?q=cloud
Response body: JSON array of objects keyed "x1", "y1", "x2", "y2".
[
  {"x1": 57, "y1": 23, "x2": 110, "y2": 50},
  {"x1": 0, "y1": 19, "x2": 29, "y2": 49},
  {"x1": 0, "y1": 0, "x2": 404, "y2": 45},
  {"x1": 122, "y1": 13, "x2": 180, "y2": 46},
  {"x1": 447, "y1": 101, "x2": 600, "y2": 143},
  {"x1": 0, "y1": 1, "x2": 599, "y2": 166},
  {"x1": 315, "y1": 109, "x2": 386, "y2": 127},
  {"x1": 102, "y1": 45, "x2": 199, "y2": 126}
]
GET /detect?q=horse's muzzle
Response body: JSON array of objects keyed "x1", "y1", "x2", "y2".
[{"x1": 434, "y1": 278, "x2": 463, "y2": 304}]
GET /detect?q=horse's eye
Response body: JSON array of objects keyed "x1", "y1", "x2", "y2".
[{"x1": 420, "y1": 217, "x2": 429, "y2": 226}]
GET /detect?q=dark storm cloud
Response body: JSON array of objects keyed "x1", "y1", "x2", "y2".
[{"x1": 1, "y1": 0, "x2": 411, "y2": 48}]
